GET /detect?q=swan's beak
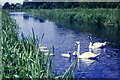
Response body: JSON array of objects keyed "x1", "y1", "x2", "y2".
[{"x1": 75, "y1": 43, "x2": 77, "y2": 46}]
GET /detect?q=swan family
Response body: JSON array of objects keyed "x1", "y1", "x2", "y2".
[
  {"x1": 40, "y1": 40, "x2": 106, "y2": 59},
  {"x1": 61, "y1": 41, "x2": 106, "y2": 59}
]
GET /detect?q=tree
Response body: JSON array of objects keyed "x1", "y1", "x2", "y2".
[
  {"x1": 10, "y1": 3, "x2": 16, "y2": 9},
  {"x1": 3, "y1": 2, "x2": 10, "y2": 9},
  {"x1": 63, "y1": 2, "x2": 73, "y2": 8},
  {"x1": 15, "y1": 3, "x2": 22, "y2": 9}
]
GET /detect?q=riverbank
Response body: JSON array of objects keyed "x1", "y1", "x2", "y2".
[
  {"x1": 25, "y1": 8, "x2": 119, "y2": 28},
  {"x1": 2, "y1": 11, "x2": 76, "y2": 78},
  {"x1": 2, "y1": 10, "x2": 47, "y2": 78}
]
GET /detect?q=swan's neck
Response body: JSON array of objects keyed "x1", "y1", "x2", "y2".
[
  {"x1": 77, "y1": 44, "x2": 80, "y2": 57},
  {"x1": 89, "y1": 42, "x2": 92, "y2": 47}
]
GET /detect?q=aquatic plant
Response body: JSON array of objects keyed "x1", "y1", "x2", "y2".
[{"x1": 1, "y1": 10, "x2": 77, "y2": 79}]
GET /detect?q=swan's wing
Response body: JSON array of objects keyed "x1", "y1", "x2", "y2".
[
  {"x1": 93, "y1": 43, "x2": 103, "y2": 47},
  {"x1": 79, "y1": 52, "x2": 92, "y2": 58},
  {"x1": 81, "y1": 59, "x2": 95, "y2": 66},
  {"x1": 79, "y1": 52, "x2": 99, "y2": 58},
  {"x1": 61, "y1": 53, "x2": 70, "y2": 57},
  {"x1": 89, "y1": 45, "x2": 96, "y2": 49}
]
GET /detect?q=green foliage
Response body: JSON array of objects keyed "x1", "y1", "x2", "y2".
[
  {"x1": 2, "y1": 2, "x2": 11, "y2": 9},
  {"x1": 3, "y1": 2, "x2": 119, "y2": 9},
  {"x1": 28, "y1": 8, "x2": 119, "y2": 27},
  {"x1": 117, "y1": 4, "x2": 120, "y2": 9},
  {"x1": 2, "y1": 10, "x2": 77, "y2": 79},
  {"x1": 2, "y1": 11, "x2": 45, "y2": 78},
  {"x1": 22, "y1": 2, "x2": 119, "y2": 9},
  {"x1": 2, "y1": 2, "x2": 23, "y2": 9}
]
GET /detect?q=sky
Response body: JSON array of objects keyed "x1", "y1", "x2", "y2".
[{"x1": 0, "y1": 0, "x2": 24, "y2": 5}]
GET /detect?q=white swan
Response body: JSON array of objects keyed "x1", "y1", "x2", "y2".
[
  {"x1": 40, "y1": 46, "x2": 47, "y2": 49},
  {"x1": 89, "y1": 42, "x2": 106, "y2": 49},
  {"x1": 40, "y1": 46, "x2": 55, "y2": 56},
  {"x1": 41, "y1": 49, "x2": 49, "y2": 52},
  {"x1": 40, "y1": 46, "x2": 48, "y2": 52},
  {"x1": 44, "y1": 53, "x2": 55, "y2": 56},
  {"x1": 75, "y1": 41, "x2": 100, "y2": 59},
  {"x1": 61, "y1": 51, "x2": 71, "y2": 58}
]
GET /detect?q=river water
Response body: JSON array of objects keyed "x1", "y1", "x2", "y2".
[{"x1": 10, "y1": 12, "x2": 120, "y2": 79}]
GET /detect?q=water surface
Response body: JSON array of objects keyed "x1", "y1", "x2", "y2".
[{"x1": 10, "y1": 12, "x2": 120, "y2": 79}]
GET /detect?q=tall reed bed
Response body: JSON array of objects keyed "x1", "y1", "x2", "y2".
[
  {"x1": 1, "y1": 11, "x2": 77, "y2": 79},
  {"x1": 28, "y1": 8, "x2": 120, "y2": 27}
]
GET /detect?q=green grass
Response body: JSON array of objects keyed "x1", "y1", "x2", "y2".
[
  {"x1": 1, "y1": 10, "x2": 77, "y2": 79},
  {"x1": 26, "y1": 8, "x2": 120, "y2": 27}
]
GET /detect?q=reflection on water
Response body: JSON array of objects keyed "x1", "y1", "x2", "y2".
[
  {"x1": 23, "y1": 14, "x2": 29, "y2": 19},
  {"x1": 10, "y1": 12, "x2": 119, "y2": 78}
]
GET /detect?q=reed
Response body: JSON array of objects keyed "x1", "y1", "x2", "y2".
[
  {"x1": 1, "y1": 10, "x2": 77, "y2": 79},
  {"x1": 27, "y1": 8, "x2": 120, "y2": 27}
]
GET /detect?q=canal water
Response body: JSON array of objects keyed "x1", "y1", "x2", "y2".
[{"x1": 10, "y1": 12, "x2": 120, "y2": 78}]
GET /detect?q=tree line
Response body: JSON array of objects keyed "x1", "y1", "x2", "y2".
[{"x1": 2, "y1": 2, "x2": 120, "y2": 9}]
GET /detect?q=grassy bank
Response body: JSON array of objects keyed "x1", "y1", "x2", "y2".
[
  {"x1": 27, "y1": 8, "x2": 120, "y2": 27},
  {"x1": 1, "y1": 11, "x2": 77, "y2": 79}
]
